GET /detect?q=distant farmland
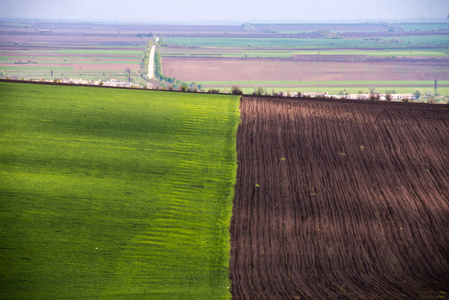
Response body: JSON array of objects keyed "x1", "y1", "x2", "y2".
[
  {"x1": 162, "y1": 56, "x2": 449, "y2": 96},
  {"x1": 0, "y1": 82, "x2": 240, "y2": 299},
  {"x1": 160, "y1": 31, "x2": 449, "y2": 97},
  {"x1": 2, "y1": 21, "x2": 449, "y2": 97},
  {"x1": 162, "y1": 57, "x2": 449, "y2": 82},
  {"x1": 0, "y1": 47, "x2": 142, "y2": 75},
  {"x1": 231, "y1": 96, "x2": 449, "y2": 299},
  {"x1": 0, "y1": 32, "x2": 145, "y2": 82}
]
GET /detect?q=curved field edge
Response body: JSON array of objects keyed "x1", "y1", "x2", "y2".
[
  {"x1": 231, "y1": 96, "x2": 449, "y2": 299},
  {"x1": 0, "y1": 82, "x2": 240, "y2": 299}
]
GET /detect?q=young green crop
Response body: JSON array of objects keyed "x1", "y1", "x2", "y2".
[
  {"x1": 0, "y1": 82, "x2": 240, "y2": 299},
  {"x1": 161, "y1": 49, "x2": 449, "y2": 58},
  {"x1": 164, "y1": 36, "x2": 449, "y2": 49}
]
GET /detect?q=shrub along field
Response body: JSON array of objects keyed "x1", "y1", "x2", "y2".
[
  {"x1": 0, "y1": 82, "x2": 240, "y2": 299},
  {"x1": 199, "y1": 80, "x2": 449, "y2": 97}
]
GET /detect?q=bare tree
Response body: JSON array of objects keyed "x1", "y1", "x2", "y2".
[{"x1": 125, "y1": 68, "x2": 131, "y2": 83}]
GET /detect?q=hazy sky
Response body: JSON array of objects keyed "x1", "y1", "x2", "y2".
[{"x1": 1, "y1": 0, "x2": 448, "y2": 23}]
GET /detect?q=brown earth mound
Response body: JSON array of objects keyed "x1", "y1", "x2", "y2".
[{"x1": 230, "y1": 97, "x2": 449, "y2": 299}]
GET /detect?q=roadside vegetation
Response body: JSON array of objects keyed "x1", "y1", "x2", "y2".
[
  {"x1": 139, "y1": 39, "x2": 153, "y2": 77},
  {"x1": 152, "y1": 38, "x2": 202, "y2": 91}
]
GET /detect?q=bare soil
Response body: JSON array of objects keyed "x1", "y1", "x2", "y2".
[
  {"x1": 230, "y1": 96, "x2": 449, "y2": 299},
  {"x1": 162, "y1": 57, "x2": 449, "y2": 82},
  {"x1": 0, "y1": 63, "x2": 139, "y2": 72}
]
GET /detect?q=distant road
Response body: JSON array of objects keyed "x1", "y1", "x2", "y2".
[{"x1": 148, "y1": 37, "x2": 159, "y2": 79}]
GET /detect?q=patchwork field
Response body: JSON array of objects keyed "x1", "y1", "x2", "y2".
[
  {"x1": 2, "y1": 21, "x2": 449, "y2": 97},
  {"x1": 0, "y1": 33, "x2": 145, "y2": 82},
  {"x1": 231, "y1": 96, "x2": 449, "y2": 299},
  {"x1": 2, "y1": 20, "x2": 449, "y2": 299},
  {"x1": 0, "y1": 82, "x2": 240, "y2": 299},
  {"x1": 160, "y1": 33, "x2": 449, "y2": 98}
]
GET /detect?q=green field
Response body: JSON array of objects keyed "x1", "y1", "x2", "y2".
[
  {"x1": 0, "y1": 82, "x2": 240, "y2": 299},
  {"x1": 161, "y1": 49, "x2": 449, "y2": 58},
  {"x1": 164, "y1": 35, "x2": 449, "y2": 49},
  {"x1": 399, "y1": 23, "x2": 449, "y2": 31}
]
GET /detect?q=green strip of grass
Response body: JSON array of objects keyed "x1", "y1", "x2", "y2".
[
  {"x1": 203, "y1": 80, "x2": 449, "y2": 86},
  {"x1": 164, "y1": 36, "x2": 449, "y2": 49},
  {"x1": 209, "y1": 86, "x2": 449, "y2": 98},
  {"x1": 400, "y1": 23, "x2": 449, "y2": 31},
  {"x1": 0, "y1": 82, "x2": 240, "y2": 299},
  {"x1": 161, "y1": 49, "x2": 449, "y2": 58}
]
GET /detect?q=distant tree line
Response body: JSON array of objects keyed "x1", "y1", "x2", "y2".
[
  {"x1": 139, "y1": 40, "x2": 153, "y2": 76},
  {"x1": 137, "y1": 33, "x2": 153, "y2": 38},
  {"x1": 154, "y1": 50, "x2": 162, "y2": 78}
]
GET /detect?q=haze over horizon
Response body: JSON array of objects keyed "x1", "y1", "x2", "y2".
[{"x1": 1, "y1": 0, "x2": 449, "y2": 23}]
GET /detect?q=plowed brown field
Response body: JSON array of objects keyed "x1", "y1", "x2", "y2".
[
  {"x1": 231, "y1": 97, "x2": 449, "y2": 299},
  {"x1": 162, "y1": 57, "x2": 449, "y2": 82}
]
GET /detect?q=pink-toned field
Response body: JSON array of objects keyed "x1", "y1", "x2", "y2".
[
  {"x1": 0, "y1": 34, "x2": 143, "y2": 79},
  {"x1": 0, "y1": 51, "x2": 140, "y2": 58},
  {"x1": 162, "y1": 57, "x2": 449, "y2": 82},
  {"x1": 0, "y1": 34, "x2": 146, "y2": 46},
  {"x1": 0, "y1": 63, "x2": 139, "y2": 72},
  {"x1": 71, "y1": 63, "x2": 139, "y2": 71},
  {"x1": 5, "y1": 57, "x2": 140, "y2": 62}
]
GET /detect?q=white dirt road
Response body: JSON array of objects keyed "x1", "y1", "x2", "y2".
[{"x1": 148, "y1": 37, "x2": 159, "y2": 79}]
